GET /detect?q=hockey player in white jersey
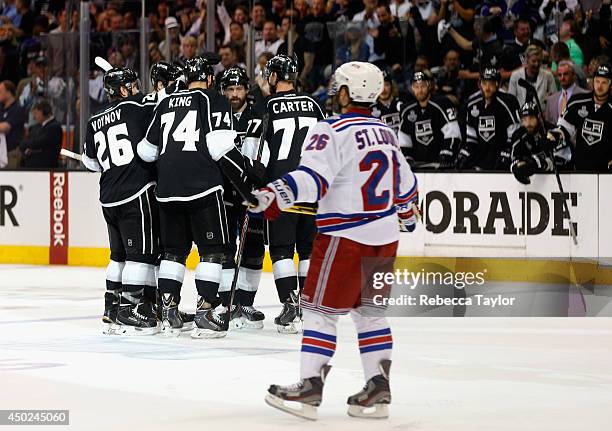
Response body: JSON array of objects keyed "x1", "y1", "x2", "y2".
[{"x1": 252, "y1": 62, "x2": 418, "y2": 420}]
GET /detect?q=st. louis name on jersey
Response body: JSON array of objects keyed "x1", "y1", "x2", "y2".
[
  {"x1": 281, "y1": 112, "x2": 417, "y2": 246},
  {"x1": 398, "y1": 95, "x2": 461, "y2": 163},
  {"x1": 557, "y1": 92, "x2": 612, "y2": 171},
  {"x1": 82, "y1": 94, "x2": 157, "y2": 206},
  {"x1": 263, "y1": 91, "x2": 325, "y2": 182}
]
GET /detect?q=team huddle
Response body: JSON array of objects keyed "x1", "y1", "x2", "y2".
[{"x1": 82, "y1": 53, "x2": 418, "y2": 420}]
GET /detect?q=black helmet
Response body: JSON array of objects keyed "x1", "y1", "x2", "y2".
[
  {"x1": 150, "y1": 62, "x2": 182, "y2": 88},
  {"x1": 480, "y1": 67, "x2": 501, "y2": 82},
  {"x1": 220, "y1": 67, "x2": 249, "y2": 92},
  {"x1": 412, "y1": 70, "x2": 432, "y2": 83},
  {"x1": 263, "y1": 54, "x2": 298, "y2": 83},
  {"x1": 103, "y1": 67, "x2": 139, "y2": 98},
  {"x1": 594, "y1": 64, "x2": 612, "y2": 80},
  {"x1": 183, "y1": 54, "x2": 218, "y2": 84},
  {"x1": 520, "y1": 100, "x2": 539, "y2": 117}
]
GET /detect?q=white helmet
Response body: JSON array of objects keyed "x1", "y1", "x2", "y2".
[{"x1": 330, "y1": 62, "x2": 384, "y2": 104}]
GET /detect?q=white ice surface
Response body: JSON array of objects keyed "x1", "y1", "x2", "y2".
[{"x1": 0, "y1": 265, "x2": 611, "y2": 431}]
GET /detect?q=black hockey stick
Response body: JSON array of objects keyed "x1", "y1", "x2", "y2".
[
  {"x1": 517, "y1": 78, "x2": 578, "y2": 245},
  {"x1": 224, "y1": 110, "x2": 270, "y2": 331}
]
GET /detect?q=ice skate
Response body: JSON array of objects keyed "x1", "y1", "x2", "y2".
[
  {"x1": 114, "y1": 297, "x2": 159, "y2": 336},
  {"x1": 240, "y1": 305, "x2": 265, "y2": 329},
  {"x1": 191, "y1": 297, "x2": 227, "y2": 339},
  {"x1": 220, "y1": 304, "x2": 243, "y2": 329},
  {"x1": 160, "y1": 293, "x2": 184, "y2": 337},
  {"x1": 265, "y1": 365, "x2": 331, "y2": 421},
  {"x1": 102, "y1": 291, "x2": 120, "y2": 335},
  {"x1": 156, "y1": 290, "x2": 193, "y2": 333},
  {"x1": 274, "y1": 298, "x2": 301, "y2": 334},
  {"x1": 347, "y1": 360, "x2": 391, "y2": 419}
]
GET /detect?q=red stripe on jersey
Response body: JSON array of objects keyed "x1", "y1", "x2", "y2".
[
  {"x1": 331, "y1": 117, "x2": 373, "y2": 129},
  {"x1": 358, "y1": 335, "x2": 393, "y2": 347},
  {"x1": 302, "y1": 337, "x2": 336, "y2": 350}
]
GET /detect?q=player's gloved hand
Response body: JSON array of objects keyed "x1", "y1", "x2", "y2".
[
  {"x1": 438, "y1": 149, "x2": 455, "y2": 170},
  {"x1": 250, "y1": 179, "x2": 296, "y2": 220},
  {"x1": 495, "y1": 150, "x2": 511, "y2": 171},
  {"x1": 455, "y1": 148, "x2": 470, "y2": 170},
  {"x1": 397, "y1": 202, "x2": 417, "y2": 232},
  {"x1": 511, "y1": 158, "x2": 537, "y2": 185},
  {"x1": 545, "y1": 129, "x2": 564, "y2": 152},
  {"x1": 245, "y1": 159, "x2": 266, "y2": 187},
  {"x1": 608, "y1": 160, "x2": 612, "y2": 171}
]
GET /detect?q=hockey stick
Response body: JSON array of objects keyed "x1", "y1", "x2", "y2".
[
  {"x1": 60, "y1": 148, "x2": 82, "y2": 161},
  {"x1": 518, "y1": 78, "x2": 578, "y2": 245},
  {"x1": 94, "y1": 56, "x2": 113, "y2": 72},
  {"x1": 224, "y1": 109, "x2": 271, "y2": 331}
]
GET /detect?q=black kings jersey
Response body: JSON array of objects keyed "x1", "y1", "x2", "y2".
[
  {"x1": 464, "y1": 90, "x2": 520, "y2": 169},
  {"x1": 558, "y1": 92, "x2": 612, "y2": 171},
  {"x1": 398, "y1": 95, "x2": 461, "y2": 163},
  {"x1": 264, "y1": 91, "x2": 325, "y2": 182},
  {"x1": 233, "y1": 101, "x2": 266, "y2": 151},
  {"x1": 83, "y1": 94, "x2": 157, "y2": 206},
  {"x1": 143, "y1": 88, "x2": 231, "y2": 202},
  {"x1": 371, "y1": 97, "x2": 403, "y2": 134}
]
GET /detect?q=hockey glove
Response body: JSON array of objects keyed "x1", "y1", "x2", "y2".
[
  {"x1": 251, "y1": 179, "x2": 296, "y2": 220},
  {"x1": 397, "y1": 202, "x2": 417, "y2": 232},
  {"x1": 609, "y1": 160, "x2": 612, "y2": 171},
  {"x1": 245, "y1": 158, "x2": 267, "y2": 187},
  {"x1": 495, "y1": 150, "x2": 511, "y2": 171},
  {"x1": 511, "y1": 158, "x2": 537, "y2": 185},
  {"x1": 455, "y1": 148, "x2": 470, "y2": 170},
  {"x1": 545, "y1": 129, "x2": 564, "y2": 152},
  {"x1": 438, "y1": 149, "x2": 455, "y2": 170}
]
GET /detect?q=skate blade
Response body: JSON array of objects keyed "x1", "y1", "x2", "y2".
[
  {"x1": 264, "y1": 394, "x2": 318, "y2": 421},
  {"x1": 276, "y1": 318, "x2": 302, "y2": 334},
  {"x1": 347, "y1": 404, "x2": 389, "y2": 419},
  {"x1": 114, "y1": 325, "x2": 159, "y2": 336},
  {"x1": 102, "y1": 322, "x2": 118, "y2": 335},
  {"x1": 180, "y1": 321, "x2": 194, "y2": 332},
  {"x1": 160, "y1": 321, "x2": 182, "y2": 337},
  {"x1": 229, "y1": 317, "x2": 244, "y2": 330},
  {"x1": 190, "y1": 328, "x2": 227, "y2": 339},
  {"x1": 241, "y1": 318, "x2": 264, "y2": 329}
]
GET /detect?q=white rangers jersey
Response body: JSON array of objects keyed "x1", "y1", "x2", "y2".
[{"x1": 283, "y1": 110, "x2": 418, "y2": 246}]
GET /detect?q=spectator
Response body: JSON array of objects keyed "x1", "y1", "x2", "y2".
[
  {"x1": 123, "y1": 11, "x2": 136, "y2": 30},
  {"x1": 335, "y1": 25, "x2": 370, "y2": 66},
  {"x1": 559, "y1": 18, "x2": 584, "y2": 67},
  {"x1": 251, "y1": 3, "x2": 266, "y2": 43},
  {"x1": 178, "y1": 35, "x2": 198, "y2": 65},
  {"x1": 294, "y1": 0, "x2": 311, "y2": 20},
  {"x1": 353, "y1": 0, "x2": 383, "y2": 62},
  {"x1": 372, "y1": 4, "x2": 415, "y2": 73},
  {"x1": 47, "y1": 8, "x2": 78, "y2": 78},
  {"x1": 254, "y1": 20, "x2": 282, "y2": 60},
  {"x1": 544, "y1": 60, "x2": 589, "y2": 124},
  {"x1": 159, "y1": 16, "x2": 180, "y2": 62},
  {"x1": 299, "y1": 0, "x2": 333, "y2": 91},
  {"x1": 433, "y1": 49, "x2": 464, "y2": 105},
  {"x1": 270, "y1": 0, "x2": 287, "y2": 26},
  {"x1": 508, "y1": 45, "x2": 557, "y2": 109},
  {"x1": 229, "y1": 20, "x2": 245, "y2": 46},
  {"x1": 329, "y1": 0, "x2": 352, "y2": 20},
  {"x1": 233, "y1": 5, "x2": 249, "y2": 25},
  {"x1": 15, "y1": 0, "x2": 35, "y2": 40},
  {"x1": 503, "y1": 18, "x2": 534, "y2": 74},
  {"x1": 550, "y1": 41, "x2": 587, "y2": 87},
  {"x1": 390, "y1": 0, "x2": 411, "y2": 19},
  {"x1": 216, "y1": 43, "x2": 244, "y2": 78},
  {"x1": 254, "y1": 51, "x2": 274, "y2": 95},
  {"x1": 0, "y1": 24, "x2": 20, "y2": 83},
  {"x1": 118, "y1": 35, "x2": 138, "y2": 71},
  {"x1": 0, "y1": 80, "x2": 26, "y2": 169},
  {"x1": 17, "y1": 55, "x2": 46, "y2": 128},
  {"x1": 2, "y1": 0, "x2": 18, "y2": 26},
  {"x1": 19, "y1": 99, "x2": 61, "y2": 168}
]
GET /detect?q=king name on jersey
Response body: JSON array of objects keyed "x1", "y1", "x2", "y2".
[{"x1": 168, "y1": 96, "x2": 193, "y2": 108}]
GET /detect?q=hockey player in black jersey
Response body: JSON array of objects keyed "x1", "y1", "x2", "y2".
[
  {"x1": 262, "y1": 54, "x2": 325, "y2": 334},
  {"x1": 218, "y1": 67, "x2": 266, "y2": 328},
  {"x1": 457, "y1": 67, "x2": 521, "y2": 171},
  {"x1": 398, "y1": 71, "x2": 461, "y2": 168},
  {"x1": 371, "y1": 72, "x2": 403, "y2": 135},
  {"x1": 510, "y1": 101, "x2": 571, "y2": 184},
  {"x1": 556, "y1": 64, "x2": 612, "y2": 172},
  {"x1": 137, "y1": 56, "x2": 254, "y2": 339},
  {"x1": 150, "y1": 61, "x2": 183, "y2": 93},
  {"x1": 82, "y1": 67, "x2": 159, "y2": 336}
]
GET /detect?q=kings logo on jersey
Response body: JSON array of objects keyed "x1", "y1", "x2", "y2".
[
  {"x1": 581, "y1": 119, "x2": 604, "y2": 146},
  {"x1": 478, "y1": 116, "x2": 496, "y2": 142},
  {"x1": 415, "y1": 119, "x2": 434, "y2": 146}
]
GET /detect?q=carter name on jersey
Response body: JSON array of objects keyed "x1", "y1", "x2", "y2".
[{"x1": 271, "y1": 99, "x2": 317, "y2": 114}]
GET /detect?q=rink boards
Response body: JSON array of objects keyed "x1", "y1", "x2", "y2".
[{"x1": 1, "y1": 171, "x2": 612, "y2": 283}]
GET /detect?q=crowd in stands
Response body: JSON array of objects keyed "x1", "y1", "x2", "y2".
[{"x1": 0, "y1": 0, "x2": 610, "y2": 170}]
